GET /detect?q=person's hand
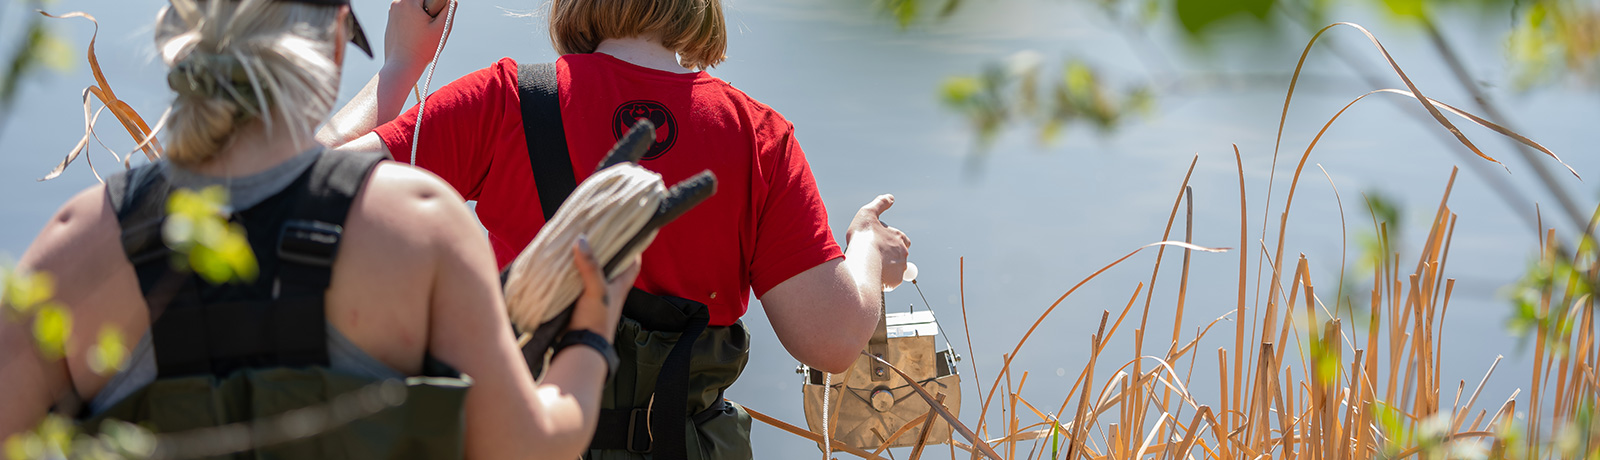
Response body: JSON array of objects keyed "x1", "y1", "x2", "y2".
[
  {"x1": 382, "y1": 0, "x2": 453, "y2": 74},
  {"x1": 846, "y1": 194, "x2": 912, "y2": 289},
  {"x1": 566, "y1": 237, "x2": 640, "y2": 342}
]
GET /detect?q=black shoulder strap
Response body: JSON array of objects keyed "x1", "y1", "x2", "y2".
[
  {"x1": 112, "y1": 166, "x2": 179, "y2": 296},
  {"x1": 273, "y1": 151, "x2": 386, "y2": 297},
  {"x1": 516, "y1": 62, "x2": 576, "y2": 222}
]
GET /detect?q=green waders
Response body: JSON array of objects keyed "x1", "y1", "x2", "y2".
[
  {"x1": 80, "y1": 366, "x2": 470, "y2": 460},
  {"x1": 575, "y1": 290, "x2": 753, "y2": 460},
  {"x1": 87, "y1": 151, "x2": 472, "y2": 459}
]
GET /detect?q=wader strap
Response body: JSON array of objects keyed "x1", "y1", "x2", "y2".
[
  {"x1": 512, "y1": 61, "x2": 716, "y2": 459},
  {"x1": 652, "y1": 306, "x2": 706, "y2": 460},
  {"x1": 585, "y1": 290, "x2": 710, "y2": 458},
  {"x1": 515, "y1": 62, "x2": 574, "y2": 223},
  {"x1": 590, "y1": 390, "x2": 728, "y2": 454}
]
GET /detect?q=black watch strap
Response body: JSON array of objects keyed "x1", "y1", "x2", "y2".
[{"x1": 553, "y1": 329, "x2": 619, "y2": 380}]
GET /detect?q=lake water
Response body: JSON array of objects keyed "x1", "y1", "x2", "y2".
[{"x1": 2, "y1": 0, "x2": 1596, "y2": 457}]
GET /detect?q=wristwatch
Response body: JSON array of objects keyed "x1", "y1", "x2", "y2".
[{"x1": 553, "y1": 329, "x2": 619, "y2": 380}]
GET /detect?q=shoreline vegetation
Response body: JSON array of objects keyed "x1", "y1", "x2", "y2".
[
  {"x1": 3, "y1": 8, "x2": 1596, "y2": 460},
  {"x1": 744, "y1": 23, "x2": 1596, "y2": 460}
]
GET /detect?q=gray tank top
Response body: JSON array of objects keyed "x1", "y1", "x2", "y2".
[{"x1": 90, "y1": 148, "x2": 404, "y2": 416}]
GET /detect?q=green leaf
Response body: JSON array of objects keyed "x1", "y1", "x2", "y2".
[
  {"x1": 4, "y1": 270, "x2": 55, "y2": 313},
  {"x1": 881, "y1": 0, "x2": 918, "y2": 29},
  {"x1": 1064, "y1": 62, "x2": 1094, "y2": 101},
  {"x1": 31, "y1": 28, "x2": 73, "y2": 73},
  {"x1": 941, "y1": 76, "x2": 981, "y2": 107},
  {"x1": 1377, "y1": 0, "x2": 1428, "y2": 20},
  {"x1": 164, "y1": 186, "x2": 257, "y2": 285},
  {"x1": 1172, "y1": 0, "x2": 1274, "y2": 36},
  {"x1": 89, "y1": 326, "x2": 127, "y2": 375},
  {"x1": 4, "y1": 434, "x2": 29, "y2": 460},
  {"x1": 1049, "y1": 419, "x2": 1059, "y2": 459},
  {"x1": 1375, "y1": 401, "x2": 1411, "y2": 454},
  {"x1": 100, "y1": 420, "x2": 156, "y2": 458},
  {"x1": 32, "y1": 303, "x2": 72, "y2": 359}
]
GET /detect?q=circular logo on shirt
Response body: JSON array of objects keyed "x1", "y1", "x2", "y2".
[{"x1": 612, "y1": 100, "x2": 677, "y2": 160}]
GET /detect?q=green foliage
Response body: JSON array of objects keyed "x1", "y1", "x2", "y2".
[
  {"x1": 1376, "y1": 0, "x2": 1433, "y2": 22},
  {"x1": 941, "y1": 53, "x2": 1151, "y2": 148},
  {"x1": 88, "y1": 326, "x2": 127, "y2": 375},
  {"x1": 31, "y1": 303, "x2": 70, "y2": 360},
  {"x1": 4, "y1": 415, "x2": 72, "y2": 460},
  {"x1": 4, "y1": 415, "x2": 155, "y2": 460},
  {"x1": 1506, "y1": 234, "x2": 1595, "y2": 349},
  {"x1": 877, "y1": 0, "x2": 963, "y2": 29},
  {"x1": 1337, "y1": 191, "x2": 1403, "y2": 319},
  {"x1": 1172, "y1": 0, "x2": 1276, "y2": 36},
  {"x1": 1375, "y1": 401, "x2": 1410, "y2": 457},
  {"x1": 1307, "y1": 325, "x2": 1340, "y2": 384},
  {"x1": 4, "y1": 269, "x2": 56, "y2": 314},
  {"x1": 1357, "y1": 190, "x2": 1404, "y2": 271},
  {"x1": 1495, "y1": 418, "x2": 1529, "y2": 458},
  {"x1": 1048, "y1": 418, "x2": 1060, "y2": 459},
  {"x1": 163, "y1": 186, "x2": 258, "y2": 285},
  {"x1": 940, "y1": 72, "x2": 1008, "y2": 145},
  {"x1": 1506, "y1": 0, "x2": 1600, "y2": 89},
  {"x1": 1372, "y1": 404, "x2": 1468, "y2": 459},
  {"x1": 893, "y1": 0, "x2": 1600, "y2": 150},
  {"x1": 3, "y1": 269, "x2": 73, "y2": 360},
  {"x1": 1553, "y1": 402, "x2": 1600, "y2": 458},
  {"x1": 1, "y1": 0, "x2": 73, "y2": 123}
]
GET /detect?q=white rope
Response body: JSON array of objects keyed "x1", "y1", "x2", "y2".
[
  {"x1": 408, "y1": 0, "x2": 457, "y2": 166},
  {"x1": 503, "y1": 163, "x2": 665, "y2": 329}
]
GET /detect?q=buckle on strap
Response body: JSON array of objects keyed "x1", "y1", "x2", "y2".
[
  {"x1": 277, "y1": 220, "x2": 342, "y2": 267},
  {"x1": 626, "y1": 407, "x2": 652, "y2": 454}
]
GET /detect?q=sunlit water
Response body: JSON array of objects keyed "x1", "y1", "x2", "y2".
[{"x1": 2, "y1": 0, "x2": 1596, "y2": 457}]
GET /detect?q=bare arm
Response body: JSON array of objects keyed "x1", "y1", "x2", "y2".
[
  {"x1": 318, "y1": 0, "x2": 450, "y2": 150},
  {"x1": 0, "y1": 268, "x2": 71, "y2": 437},
  {"x1": 1, "y1": 186, "x2": 146, "y2": 437},
  {"x1": 759, "y1": 194, "x2": 911, "y2": 373},
  {"x1": 393, "y1": 163, "x2": 634, "y2": 459}
]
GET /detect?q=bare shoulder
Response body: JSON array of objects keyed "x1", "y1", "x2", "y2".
[
  {"x1": 361, "y1": 161, "x2": 470, "y2": 217},
  {"x1": 21, "y1": 184, "x2": 124, "y2": 274},
  {"x1": 349, "y1": 162, "x2": 480, "y2": 246}
]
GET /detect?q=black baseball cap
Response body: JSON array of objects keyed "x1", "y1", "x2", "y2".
[{"x1": 278, "y1": 0, "x2": 373, "y2": 57}]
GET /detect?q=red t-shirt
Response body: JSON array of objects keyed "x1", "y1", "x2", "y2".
[{"x1": 375, "y1": 54, "x2": 843, "y2": 326}]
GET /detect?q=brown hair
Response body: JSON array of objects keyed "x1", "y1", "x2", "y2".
[{"x1": 548, "y1": 0, "x2": 727, "y2": 70}]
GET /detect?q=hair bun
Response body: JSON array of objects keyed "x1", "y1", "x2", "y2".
[{"x1": 167, "y1": 52, "x2": 260, "y2": 114}]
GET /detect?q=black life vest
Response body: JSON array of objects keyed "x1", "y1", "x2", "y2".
[{"x1": 82, "y1": 151, "x2": 471, "y2": 459}]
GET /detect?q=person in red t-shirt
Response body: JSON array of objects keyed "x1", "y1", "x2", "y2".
[{"x1": 321, "y1": 0, "x2": 911, "y2": 457}]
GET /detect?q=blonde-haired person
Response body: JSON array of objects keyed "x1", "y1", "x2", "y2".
[
  {"x1": 0, "y1": 0, "x2": 638, "y2": 458},
  {"x1": 322, "y1": 0, "x2": 912, "y2": 458}
]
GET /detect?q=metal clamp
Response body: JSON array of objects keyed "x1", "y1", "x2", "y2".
[{"x1": 869, "y1": 290, "x2": 890, "y2": 382}]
